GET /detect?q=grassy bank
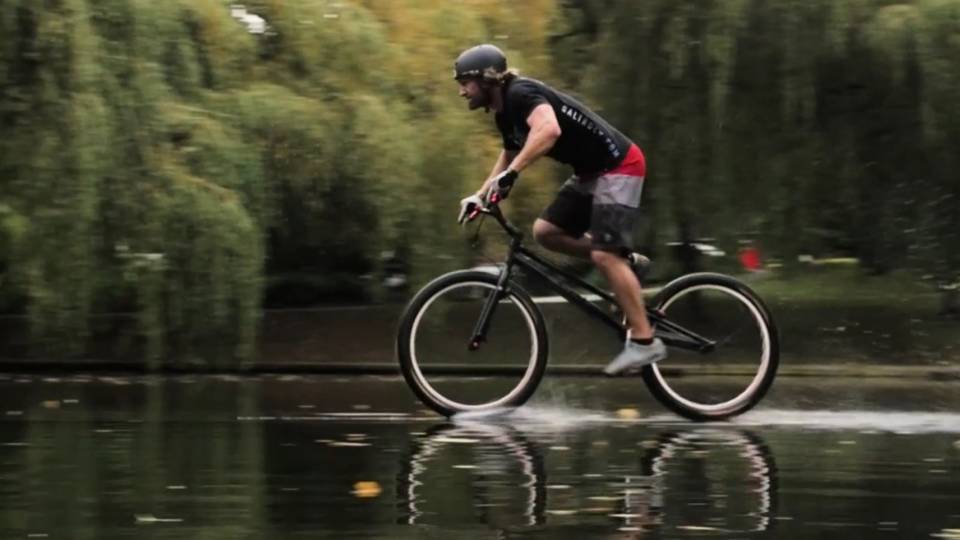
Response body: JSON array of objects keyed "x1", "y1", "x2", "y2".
[{"x1": 745, "y1": 266, "x2": 957, "y2": 366}]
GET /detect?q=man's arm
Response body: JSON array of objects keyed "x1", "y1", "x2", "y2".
[
  {"x1": 475, "y1": 104, "x2": 561, "y2": 199},
  {"x1": 507, "y1": 103, "x2": 562, "y2": 172},
  {"x1": 475, "y1": 149, "x2": 518, "y2": 197}
]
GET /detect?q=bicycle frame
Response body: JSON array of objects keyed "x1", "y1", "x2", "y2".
[{"x1": 468, "y1": 205, "x2": 716, "y2": 354}]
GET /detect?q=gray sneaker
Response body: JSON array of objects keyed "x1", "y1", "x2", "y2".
[
  {"x1": 603, "y1": 338, "x2": 667, "y2": 376},
  {"x1": 627, "y1": 252, "x2": 652, "y2": 282}
]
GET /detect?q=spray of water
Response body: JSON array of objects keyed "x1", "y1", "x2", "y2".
[{"x1": 452, "y1": 405, "x2": 611, "y2": 433}]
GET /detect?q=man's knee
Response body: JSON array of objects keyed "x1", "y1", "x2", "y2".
[
  {"x1": 590, "y1": 248, "x2": 623, "y2": 268},
  {"x1": 532, "y1": 219, "x2": 561, "y2": 247}
]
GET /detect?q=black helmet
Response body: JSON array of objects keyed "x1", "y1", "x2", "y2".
[{"x1": 453, "y1": 44, "x2": 507, "y2": 81}]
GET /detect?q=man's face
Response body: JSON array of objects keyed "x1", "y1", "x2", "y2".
[{"x1": 457, "y1": 78, "x2": 489, "y2": 111}]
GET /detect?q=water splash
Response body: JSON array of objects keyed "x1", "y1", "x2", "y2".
[{"x1": 453, "y1": 405, "x2": 612, "y2": 432}]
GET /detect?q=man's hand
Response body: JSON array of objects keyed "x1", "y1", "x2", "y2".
[
  {"x1": 484, "y1": 169, "x2": 519, "y2": 204},
  {"x1": 457, "y1": 194, "x2": 485, "y2": 224}
]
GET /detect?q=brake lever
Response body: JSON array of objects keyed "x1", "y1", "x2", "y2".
[{"x1": 467, "y1": 193, "x2": 501, "y2": 222}]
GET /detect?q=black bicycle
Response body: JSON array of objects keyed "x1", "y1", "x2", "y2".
[{"x1": 396, "y1": 200, "x2": 779, "y2": 421}]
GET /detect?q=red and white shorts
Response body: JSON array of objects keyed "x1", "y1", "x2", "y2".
[{"x1": 540, "y1": 144, "x2": 646, "y2": 250}]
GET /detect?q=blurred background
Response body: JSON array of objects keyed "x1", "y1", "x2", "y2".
[{"x1": 1, "y1": 0, "x2": 958, "y2": 369}]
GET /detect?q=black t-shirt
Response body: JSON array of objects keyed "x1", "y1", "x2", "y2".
[{"x1": 494, "y1": 77, "x2": 633, "y2": 175}]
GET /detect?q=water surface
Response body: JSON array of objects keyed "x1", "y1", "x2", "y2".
[{"x1": 0, "y1": 374, "x2": 958, "y2": 539}]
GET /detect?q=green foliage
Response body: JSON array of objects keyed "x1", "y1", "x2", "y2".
[
  {"x1": 2, "y1": 0, "x2": 551, "y2": 366},
  {"x1": 4, "y1": 0, "x2": 959, "y2": 368},
  {"x1": 1, "y1": 0, "x2": 264, "y2": 365},
  {"x1": 555, "y1": 0, "x2": 960, "y2": 282}
]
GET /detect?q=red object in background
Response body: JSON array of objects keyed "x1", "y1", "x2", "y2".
[{"x1": 739, "y1": 246, "x2": 762, "y2": 271}]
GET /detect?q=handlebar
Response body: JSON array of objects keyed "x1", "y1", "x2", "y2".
[{"x1": 467, "y1": 195, "x2": 523, "y2": 240}]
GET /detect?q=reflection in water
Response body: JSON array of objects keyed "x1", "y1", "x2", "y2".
[
  {"x1": 396, "y1": 423, "x2": 778, "y2": 535},
  {"x1": 397, "y1": 423, "x2": 547, "y2": 527},
  {"x1": 2, "y1": 375, "x2": 960, "y2": 538},
  {"x1": 639, "y1": 430, "x2": 777, "y2": 534},
  {"x1": 0, "y1": 377, "x2": 266, "y2": 539}
]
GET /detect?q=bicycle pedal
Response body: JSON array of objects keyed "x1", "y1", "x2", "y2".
[{"x1": 626, "y1": 252, "x2": 653, "y2": 282}]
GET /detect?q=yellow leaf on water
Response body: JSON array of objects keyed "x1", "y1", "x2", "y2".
[
  {"x1": 328, "y1": 441, "x2": 370, "y2": 448},
  {"x1": 352, "y1": 481, "x2": 382, "y2": 498},
  {"x1": 616, "y1": 408, "x2": 640, "y2": 420}
]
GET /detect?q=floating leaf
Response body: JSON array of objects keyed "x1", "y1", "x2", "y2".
[
  {"x1": 328, "y1": 441, "x2": 370, "y2": 447},
  {"x1": 135, "y1": 514, "x2": 183, "y2": 524},
  {"x1": 352, "y1": 481, "x2": 382, "y2": 498}
]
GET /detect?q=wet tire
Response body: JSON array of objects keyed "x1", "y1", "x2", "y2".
[
  {"x1": 397, "y1": 270, "x2": 549, "y2": 417},
  {"x1": 642, "y1": 273, "x2": 779, "y2": 421}
]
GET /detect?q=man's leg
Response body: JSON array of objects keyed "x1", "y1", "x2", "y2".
[
  {"x1": 534, "y1": 219, "x2": 653, "y2": 338},
  {"x1": 586, "y1": 153, "x2": 666, "y2": 373},
  {"x1": 532, "y1": 219, "x2": 592, "y2": 258},
  {"x1": 591, "y1": 249, "x2": 653, "y2": 339},
  {"x1": 596, "y1": 247, "x2": 666, "y2": 374}
]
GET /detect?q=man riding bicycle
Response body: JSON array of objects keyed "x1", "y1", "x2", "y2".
[{"x1": 454, "y1": 44, "x2": 666, "y2": 374}]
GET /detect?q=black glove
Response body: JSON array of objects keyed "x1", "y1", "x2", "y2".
[{"x1": 486, "y1": 169, "x2": 519, "y2": 204}]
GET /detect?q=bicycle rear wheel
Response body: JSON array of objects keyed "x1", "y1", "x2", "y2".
[
  {"x1": 643, "y1": 273, "x2": 779, "y2": 420},
  {"x1": 397, "y1": 270, "x2": 548, "y2": 416}
]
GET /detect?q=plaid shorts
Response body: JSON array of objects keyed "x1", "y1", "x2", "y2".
[{"x1": 540, "y1": 144, "x2": 646, "y2": 250}]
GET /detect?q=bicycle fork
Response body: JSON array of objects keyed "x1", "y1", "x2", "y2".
[{"x1": 468, "y1": 262, "x2": 514, "y2": 351}]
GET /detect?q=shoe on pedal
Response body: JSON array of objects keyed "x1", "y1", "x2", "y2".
[
  {"x1": 603, "y1": 337, "x2": 667, "y2": 376},
  {"x1": 626, "y1": 252, "x2": 652, "y2": 282}
]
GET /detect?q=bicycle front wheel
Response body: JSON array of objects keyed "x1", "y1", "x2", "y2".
[
  {"x1": 397, "y1": 270, "x2": 548, "y2": 417},
  {"x1": 643, "y1": 273, "x2": 779, "y2": 420}
]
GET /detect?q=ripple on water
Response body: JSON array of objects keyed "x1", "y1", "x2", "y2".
[{"x1": 733, "y1": 409, "x2": 960, "y2": 433}]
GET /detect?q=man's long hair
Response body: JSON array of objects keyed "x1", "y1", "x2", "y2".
[{"x1": 495, "y1": 68, "x2": 519, "y2": 85}]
